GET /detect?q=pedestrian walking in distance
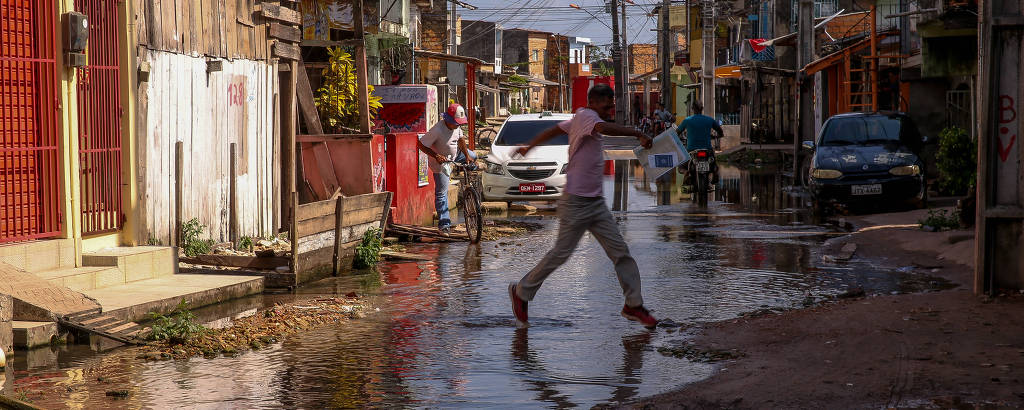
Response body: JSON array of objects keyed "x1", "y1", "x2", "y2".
[{"x1": 508, "y1": 84, "x2": 659, "y2": 329}]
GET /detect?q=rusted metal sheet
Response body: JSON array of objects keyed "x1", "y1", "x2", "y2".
[
  {"x1": 139, "y1": 50, "x2": 278, "y2": 243},
  {"x1": 0, "y1": 0, "x2": 62, "y2": 243},
  {"x1": 77, "y1": 0, "x2": 125, "y2": 236}
]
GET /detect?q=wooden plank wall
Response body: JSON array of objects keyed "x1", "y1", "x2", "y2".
[
  {"x1": 139, "y1": 50, "x2": 279, "y2": 242},
  {"x1": 292, "y1": 192, "x2": 392, "y2": 276},
  {"x1": 134, "y1": 0, "x2": 274, "y2": 60}
]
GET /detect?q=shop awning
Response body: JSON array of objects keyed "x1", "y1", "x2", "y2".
[
  {"x1": 523, "y1": 76, "x2": 559, "y2": 86},
  {"x1": 474, "y1": 82, "x2": 501, "y2": 93},
  {"x1": 715, "y1": 65, "x2": 742, "y2": 79},
  {"x1": 412, "y1": 49, "x2": 485, "y2": 66}
]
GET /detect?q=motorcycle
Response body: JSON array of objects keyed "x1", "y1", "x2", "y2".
[{"x1": 689, "y1": 149, "x2": 714, "y2": 206}]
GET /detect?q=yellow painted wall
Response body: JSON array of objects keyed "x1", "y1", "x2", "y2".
[{"x1": 56, "y1": 0, "x2": 139, "y2": 257}]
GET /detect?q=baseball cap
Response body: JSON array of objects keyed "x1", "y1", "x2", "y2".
[{"x1": 443, "y1": 103, "x2": 469, "y2": 126}]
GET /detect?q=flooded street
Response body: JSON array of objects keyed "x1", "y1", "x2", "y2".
[{"x1": 8, "y1": 168, "x2": 949, "y2": 409}]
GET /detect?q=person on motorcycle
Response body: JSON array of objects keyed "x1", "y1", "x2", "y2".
[
  {"x1": 652, "y1": 102, "x2": 674, "y2": 134},
  {"x1": 678, "y1": 101, "x2": 724, "y2": 184}
]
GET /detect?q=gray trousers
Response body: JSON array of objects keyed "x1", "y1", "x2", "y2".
[{"x1": 516, "y1": 194, "x2": 645, "y2": 308}]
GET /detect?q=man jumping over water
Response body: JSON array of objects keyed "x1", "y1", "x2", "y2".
[{"x1": 508, "y1": 84, "x2": 659, "y2": 329}]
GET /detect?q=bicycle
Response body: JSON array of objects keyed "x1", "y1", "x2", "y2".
[
  {"x1": 475, "y1": 127, "x2": 497, "y2": 148},
  {"x1": 448, "y1": 162, "x2": 483, "y2": 243}
]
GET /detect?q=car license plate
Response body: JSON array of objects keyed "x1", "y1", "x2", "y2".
[
  {"x1": 695, "y1": 161, "x2": 710, "y2": 172},
  {"x1": 851, "y1": 184, "x2": 882, "y2": 196},
  {"x1": 519, "y1": 183, "x2": 546, "y2": 193}
]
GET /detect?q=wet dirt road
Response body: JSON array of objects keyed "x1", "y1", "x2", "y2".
[{"x1": 7, "y1": 168, "x2": 947, "y2": 409}]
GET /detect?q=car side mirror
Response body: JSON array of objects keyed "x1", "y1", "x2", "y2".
[{"x1": 801, "y1": 141, "x2": 816, "y2": 151}]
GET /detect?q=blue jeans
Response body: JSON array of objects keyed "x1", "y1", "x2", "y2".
[{"x1": 433, "y1": 150, "x2": 477, "y2": 229}]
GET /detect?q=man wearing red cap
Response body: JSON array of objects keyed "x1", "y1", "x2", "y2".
[{"x1": 417, "y1": 103, "x2": 477, "y2": 234}]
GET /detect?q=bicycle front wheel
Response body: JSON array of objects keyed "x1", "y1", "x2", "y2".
[{"x1": 460, "y1": 189, "x2": 483, "y2": 243}]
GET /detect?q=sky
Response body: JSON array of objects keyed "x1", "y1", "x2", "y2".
[{"x1": 456, "y1": 0, "x2": 663, "y2": 49}]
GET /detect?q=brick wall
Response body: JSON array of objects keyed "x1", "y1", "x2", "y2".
[{"x1": 630, "y1": 44, "x2": 658, "y2": 75}]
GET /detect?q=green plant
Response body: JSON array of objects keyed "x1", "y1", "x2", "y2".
[
  {"x1": 918, "y1": 209, "x2": 961, "y2": 231},
  {"x1": 507, "y1": 74, "x2": 528, "y2": 85},
  {"x1": 182, "y1": 218, "x2": 214, "y2": 257},
  {"x1": 315, "y1": 47, "x2": 383, "y2": 132},
  {"x1": 146, "y1": 300, "x2": 207, "y2": 344},
  {"x1": 354, "y1": 228, "x2": 384, "y2": 269},
  {"x1": 936, "y1": 126, "x2": 976, "y2": 196},
  {"x1": 238, "y1": 236, "x2": 254, "y2": 252}
]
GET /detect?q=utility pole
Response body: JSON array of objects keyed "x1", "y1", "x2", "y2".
[
  {"x1": 621, "y1": 0, "x2": 630, "y2": 124},
  {"x1": 610, "y1": 0, "x2": 626, "y2": 124},
  {"x1": 660, "y1": 0, "x2": 671, "y2": 110},
  {"x1": 449, "y1": 1, "x2": 457, "y2": 55},
  {"x1": 795, "y1": 0, "x2": 813, "y2": 175},
  {"x1": 701, "y1": 0, "x2": 714, "y2": 120}
]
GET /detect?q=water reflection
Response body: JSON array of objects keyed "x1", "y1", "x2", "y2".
[{"x1": 12, "y1": 168, "x2": 952, "y2": 409}]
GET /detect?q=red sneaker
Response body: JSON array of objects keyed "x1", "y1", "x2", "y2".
[
  {"x1": 509, "y1": 282, "x2": 528, "y2": 324},
  {"x1": 621, "y1": 305, "x2": 658, "y2": 329}
]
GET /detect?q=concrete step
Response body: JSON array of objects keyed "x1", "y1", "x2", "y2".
[
  {"x1": 12, "y1": 321, "x2": 58, "y2": 349},
  {"x1": 0, "y1": 238, "x2": 77, "y2": 273},
  {"x1": 34, "y1": 266, "x2": 125, "y2": 292},
  {"x1": 82, "y1": 246, "x2": 175, "y2": 285},
  {"x1": 79, "y1": 274, "x2": 264, "y2": 322}
]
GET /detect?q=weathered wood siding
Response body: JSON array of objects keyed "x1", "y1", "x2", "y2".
[
  {"x1": 133, "y1": 0, "x2": 272, "y2": 60},
  {"x1": 139, "y1": 50, "x2": 278, "y2": 243}
]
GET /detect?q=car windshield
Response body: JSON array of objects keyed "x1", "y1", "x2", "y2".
[
  {"x1": 821, "y1": 116, "x2": 904, "y2": 146},
  {"x1": 494, "y1": 119, "x2": 569, "y2": 146}
]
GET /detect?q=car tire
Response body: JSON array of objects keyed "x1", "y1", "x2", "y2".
[
  {"x1": 911, "y1": 179, "x2": 929, "y2": 210},
  {"x1": 800, "y1": 155, "x2": 814, "y2": 189}
]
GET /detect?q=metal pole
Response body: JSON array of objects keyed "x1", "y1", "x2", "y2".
[
  {"x1": 661, "y1": 0, "x2": 671, "y2": 110},
  {"x1": 622, "y1": 0, "x2": 630, "y2": 124},
  {"x1": 795, "y1": 0, "x2": 813, "y2": 175},
  {"x1": 701, "y1": 0, "x2": 715, "y2": 119},
  {"x1": 450, "y1": 1, "x2": 457, "y2": 54},
  {"x1": 611, "y1": 0, "x2": 626, "y2": 123}
]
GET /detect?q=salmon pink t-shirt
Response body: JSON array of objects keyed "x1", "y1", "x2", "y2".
[{"x1": 558, "y1": 108, "x2": 606, "y2": 198}]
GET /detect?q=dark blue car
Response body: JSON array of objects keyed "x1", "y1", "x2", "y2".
[{"x1": 804, "y1": 112, "x2": 928, "y2": 210}]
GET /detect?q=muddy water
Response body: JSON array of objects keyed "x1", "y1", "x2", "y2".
[{"x1": 9, "y1": 171, "x2": 950, "y2": 409}]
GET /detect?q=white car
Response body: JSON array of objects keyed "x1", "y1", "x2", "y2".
[{"x1": 482, "y1": 112, "x2": 572, "y2": 202}]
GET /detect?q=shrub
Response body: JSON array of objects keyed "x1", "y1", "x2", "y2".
[
  {"x1": 147, "y1": 300, "x2": 207, "y2": 344},
  {"x1": 935, "y1": 126, "x2": 976, "y2": 196},
  {"x1": 237, "y1": 236, "x2": 254, "y2": 252},
  {"x1": 918, "y1": 209, "x2": 961, "y2": 231},
  {"x1": 315, "y1": 47, "x2": 383, "y2": 132},
  {"x1": 354, "y1": 228, "x2": 383, "y2": 269},
  {"x1": 182, "y1": 218, "x2": 214, "y2": 257}
]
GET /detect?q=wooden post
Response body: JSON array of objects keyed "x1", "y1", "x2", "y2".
[
  {"x1": 467, "y1": 63, "x2": 477, "y2": 150},
  {"x1": 290, "y1": 192, "x2": 299, "y2": 274},
  {"x1": 229, "y1": 142, "x2": 238, "y2": 244},
  {"x1": 175, "y1": 141, "x2": 184, "y2": 247},
  {"x1": 333, "y1": 196, "x2": 347, "y2": 275},
  {"x1": 379, "y1": 192, "x2": 394, "y2": 232},
  {"x1": 282, "y1": 61, "x2": 298, "y2": 229},
  {"x1": 353, "y1": 0, "x2": 372, "y2": 133},
  {"x1": 869, "y1": 5, "x2": 878, "y2": 112}
]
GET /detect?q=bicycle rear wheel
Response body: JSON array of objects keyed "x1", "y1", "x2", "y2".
[{"x1": 460, "y1": 189, "x2": 483, "y2": 243}]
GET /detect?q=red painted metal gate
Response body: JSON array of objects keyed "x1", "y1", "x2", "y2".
[
  {"x1": 0, "y1": 0, "x2": 63, "y2": 243},
  {"x1": 75, "y1": 0, "x2": 123, "y2": 235}
]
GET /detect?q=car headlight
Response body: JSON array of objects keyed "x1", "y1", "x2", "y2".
[
  {"x1": 811, "y1": 168, "x2": 843, "y2": 179},
  {"x1": 560, "y1": 164, "x2": 568, "y2": 174},
  {"x1": 889, "y1": 165, "x2": 921, "y2": 176},
  {"x1": 484, "y1": 161, "x2": 504, "y2": 175}
]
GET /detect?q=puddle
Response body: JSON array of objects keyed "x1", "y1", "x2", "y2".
[{"x1": 9, "y1": 168, "x2": 955, "y2": 409}]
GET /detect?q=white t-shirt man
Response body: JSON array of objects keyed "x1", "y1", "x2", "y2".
[{"x1": 418, "y1": 120, "x2": 463, "y2": 173}]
